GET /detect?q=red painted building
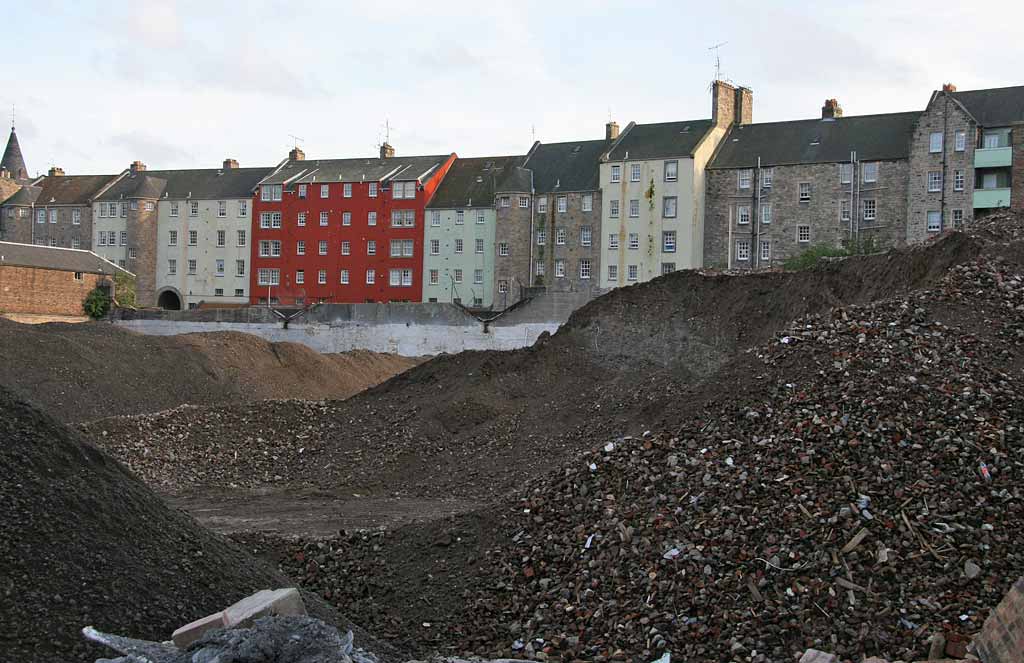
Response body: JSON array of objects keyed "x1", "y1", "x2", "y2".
[{"x1": 250, "y1": 146, "x2": 456, "y2": 305}]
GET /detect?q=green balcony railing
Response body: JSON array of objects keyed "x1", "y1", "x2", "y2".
[
  {"x1": 973, "y1": 188, "x2": 1012, "y2": 209},
  {"x1": 975, "y1": 147, "x2": 1012, "y2": 169}
]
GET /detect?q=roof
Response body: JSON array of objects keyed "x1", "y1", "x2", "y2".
[
  {"x1": 2, "y1": 184, "x2": 39, "y2": 206},
  {"x1": 607, "y1": 119, "x2": 716, "y2": 161},
  {"x1": 259, "y1": 155, "x2": 453, "y2": 187},
  {"x1": 97, "y1": 167, "x2": 273, "y2": 201},
  {"x1": 524, "y1": 139, "x2": 610, "y2": 193},
  {"x1": 0, "y1": 241, "x2": 133, "y2": 276},
  {"x1": 709, "y1": 112, "x2": 920, "y2": 169},
  {"x1": 949, "y1": 85, "x2": 1024, "y2": 127},
  {"x1": 426, "y1": 156, "x2": 529, "y2": 209},
  {"x1": 0, "y1": 177, "x2": 22, "y2": 204},
  {"x1": 33, "y1": 174, "x2": 119, "y2": 205},
  {"x1": 1, "y1": 128, "x2": 28, "y2": 181}
]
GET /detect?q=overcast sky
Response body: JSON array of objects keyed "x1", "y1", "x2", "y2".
[{"x1": 3, "y1": 1, "x2": 1023, "y2": 176}]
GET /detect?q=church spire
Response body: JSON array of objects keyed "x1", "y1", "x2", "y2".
[{"x1": 1, "y1": 122, "x2": 28, "y2": 181}]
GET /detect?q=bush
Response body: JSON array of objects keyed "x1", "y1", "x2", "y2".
[
  {"x1": 783, "y1": 244, "x2": 851, "y2": 271},
  {"x1": 83, "y1": 288, "x2": 111, "y2": 319},
  {"x1": 114, "y1": 272, "x2": 136, "y2": 308}
]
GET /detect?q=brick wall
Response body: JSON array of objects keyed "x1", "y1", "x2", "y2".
[
  {"x1": 493, "y1": 196, "x2": 532, "y2": 308},
  {"x1": 972, "y1": 576, "x2": 1024, "y2": 663},
  {"x1": 1012, "y1": 122, "x2": 1024, "y2": 213},
  {"x1": 907, "y1": 92, "x2": 975, "y2": 242},
  {"x1": 535, "y1": 191, "x2": 603, "y2": 299},
  {"x1": 126, "y1": 200, "x2": 159, "y2": 306},
  {"x1": 0, "y1": 265, "x2": 108, "y2": 316},
  {"x1": 704, "y1": 159, "x2": 909, "y2": 269}
]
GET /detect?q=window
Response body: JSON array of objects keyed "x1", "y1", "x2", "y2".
[
  {"x1": 391, "y1": 210, "x2": 415, "y2": 227},
  {"x1": 608, "y1": 234, "x2": 619, "y2": 250},
  {"x1": 761, "y1": 168, "x2": 773, "y2": 188},
  {"x1": 863, "y1": 199, "x2": 877, "y2": 222},
  {"x1": 430, "y1": 239, "x2": 440, "y2": 255},
  {"x1": 556, "y1": 228, "x2": 566, "y2": 245},
  {"x1": 36, "y1": 209, "x2": 45, "y2": 224},
  {"x1": 580, "y1": 225, "x2": 592, "y2": 246},
  {"x1": 341, "y1": 269, "x2": 350, "y2": 284},
  {"x1": 390, "y1": 240, "x2": 402, "y2": 257},
  {"x1": 260, "y1": 212, "x2": 272, "y2": 228},
  {"x1": 187, "y1": 259, "x2": 196, "y2": 274},
  {"x1": 928, "y1": 171, "x2": 942, "y2": 192},
  {"x1": 627, "y1": 264, "x2": 638, "y2": 281},
  {"x1": 952, "y1": 209, "x2": 964, "y2": 229},
  {"x1": 498, "y1": 280, "x2": 508, "y2": 293},
  {"x1": 454, "y1": 268, "x2": 463, "y2": 283},
  {"x1": 429, "y1": 269, "x2": 439, "y2": 285},
  {"x1": 840, "y1": 163, "x2": 853, "y2": 184},
  {"x1": 49, "y1": 209, "x2": 57, "y2": 223},
  {"x1": 215, "y1": 288, "x2": 223, "y2": 297},
  {"x1": 340, "y1": 211, "x2": 351, "y2": 226},
  {"x1": 499, "y1": 196, "x2": 510, "y2": 208},
  {"x1": 258, "y1": 240, "x2": 281, "y2": 257},
  {"x1": 298, "y1": 184, "x2": 307, "y2": 199},
  {"x1": 168, "y1": 259, "x2": 177, "y2": 275},
  {"x1": 536, "y1": 231, "x2": 546, "y2": 246},
  {"x1": 342, "y1": 241, "x2": 351, "y2": 255},
  {"x1": 799, "y1": 183, "x2": 811, "y2": 202},
  {"x1": 366, "y1": 269, "x2": 375, "y2": 284},
  {"x1": 537, "y1": 197, "x2": 547, "y2": 213},
  {"x1": 929, "y1": 132, "x2": 943, "y2": 153},
  {"x1": 761, "y1": 203, "x2": 772, "y2": 224},
  {"x1": 476, "y1": 210, "x2": 485, "y2": 224},
  {"x1": 611, "y1": 164, "x2": 621, "y2": 183},
  {"x1": 628, "y1": 232, "x2": 639, "y2": 249},
  {"x1": 189, "y1": 230, "x2": 198, "y2": 246},
  {"x1": 455, "y1": 238, "x2": 464, "y2": 253},
  {"x1": 927, "y1": 211, "x2": 942, "y2": 232},
  {"x1": 296, "y1": 240, "x2": 306, "y2": 255},
  {"x1": 320, "y1": 211, "x2": 328, "y2": 226},
  {"x1": 738, "y1": 205, "x2": 751, "y2": 225},
  {"x1": 661, "y1": 263, "x2": 675, "y2": 275},
  {"x1": 343, "y1": 183, "x2": 352, "y2": 198},
  {"x1": 237, "y1": 230, "x2": 246, "y2": 246},
  {"x1": 318, "y1": 269, "x2": 327, "y2": 285},
  {"x1": 557, "y1": 196, "x2": 567, "y2": 213},
  {"x1": 298, "y1": 212, "x2": 306, "y2": 226},
  {"x1": 840, "y1": 200, "x2": 851, "y2": 222},
  {"x1": 498, "y1": 242, "x2": 509, "y2": 256},
  {"x1": 431, "y1": 210, "x2": 441, "y2": 226},
  {"x1": 629, "y1": 199, "x2": 639, "y2": 218},
  {"x1": 71, "y1": 238, "x2": 81, "y2": 249},
  {"x1": 455, "y1": 210, "x2": 464, "y2": 225},
  {"x1": 736, "y1": 239, "x2": 751, "y2": 261},
  {"x1": 402, "y1": 269, "x2": 413, "y2": 286},
  {"x1": 170, "y1": 202, "x2": 179, "y2": 217},
  {"x1": 218, "y1": 201, "x2": 227, "y2": 217},
  {"x1": 98, "y1": 232, "x2": 106, "y2": 246},
  {"x1": 320, "y1": 184, "x2": 329, "y2": 199},
  {"x1": 169, "y1": 230, "x2": 178, "y2": 246},
  {"x1": 238, "y1": 200, "x2": 248, "y2": 217},
  {"x1": 132, "y1": 202, "x2": 139, "y2": 212},
  {"x1": 319, "y1": 240, "x2": 328, "y2": 255},
  {"x1": 664, "y1": 160, "x2": 678, "y2": 182},
  {"x1": 607, "y1": 265, "x2": 618, "y2": 281},
  {"x1": 630, "y1": 163, "x2": 641, "y2": 182},
  {"x1": 296, "y1": 270, "x2": 305, "y2": 284},
  {"x1": 236, "y1": 260, "x2": 245, "y2": 276},
  {"x1": 609, "y1": 200, "x2": 619, "y2": 218},
  {"x1": 582, "y1": 193, "x2": 593, "y2": 212},
  {"x1": 257, "y1": 268, "x2": 280, "y2": 286},
  {"x1": 215, "y1": 259, "x2": 225, "y2": 276},
  {"x1": 579, "y1": 258, "x2": 592, "y2": 280},
  {"x1": 954, "y1": 169, "x2": 965, "y2": 191},
  {"x1": 955, "y1": 131, "x2": 966, "y2": 152},
  {"x1": 555, "y1": 260, "x2": 565, "y2": 278},
  {"x1": 49, "y1": 237, "x2": 58, "y2": 247},
  {"x1": 190, "y1": 201, "x2": 199, "y2": 216},
  {"x1": 662, "y1": 231, "x2": 676, "y2": 253},
  {"x1": 475, "y1": 238, "x2": 484, "y2": 254},
  {"x1": 217, "y1": 230, "x2": 226, "y2": 247},
  {"x1": 862, "y1": 162, "x2": 878, "y2": 183},
  {"x1": 535, "y1": 262, "x2": 544, "y2": 276},
  {"x1": 760, "y1": 240, "x2": 771, "y2": 262},
  {"x1": 519, "y1": 195, "x2": 529, "y2": 208},
  {"x1": 797, "y1": 225, "x2": 811, "y2": 243},
  {"x1": 738, "y1": 169, "x2": 752, "y2": 189},
  {"x1": 108, "y1": 231, "x2": 117, "y2": 246},
  {"x1": 72, "y1": 209, "x2": 81, "y2": 225},
  {"x1": 118, "y1": 231, "x2": 127, "y2": 246},
  {"x1": 234, "y1": 289, "x2": 244, "y2": 297},
  {"x1": 474, "y1": 269, "x2": 484, "y2": 284},
  {"x1": 367, "y1": 240, "x2": 376, "y2": 255},
  {"x1": 663, "y1": 196, "x2": 677, "y2": 218}
]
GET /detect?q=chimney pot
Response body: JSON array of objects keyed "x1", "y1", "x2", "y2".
[
  {"x1": 289, "y1": 147, "x2": 305, "y2": 162},
  {"x1": 821, "y1": 99, "x2": 843, "y2": 119},
  {"x1": 48, "y1": 166, "x2": 65, "y2": 177},
  {"x1": 130, "y1": 160, "x2": 146, "y2": 173},
  {"x1": 223, "y1": 158, "x2": 239, "y2": 169},
  {"x1": 380, "y1": 142, "x2": 395, "y2": 159},
  {"x1": 605, "y1": 121, "x2": 620, "y2": 140},
  {"x1": 734, "y1": 86, "x2": 753, "y2": 125},
  {"x1": 942, "y1": 82, "x2": 957, "y2": 93}
]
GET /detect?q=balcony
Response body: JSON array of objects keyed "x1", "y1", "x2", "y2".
[
  {"x1": 975, "y1": 147, "x2": 1012, "y2": 169},
  {"x1": 973, "y1": 188, "x2": 1012, "y2": 209}
]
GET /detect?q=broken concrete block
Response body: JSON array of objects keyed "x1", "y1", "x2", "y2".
[
  {"x1": 799, "y1": 650, "x2": 838, "y2": 663},
  {"x1": 223, "y1": 588, "x2": 306, "y2": 629},
  {"x1": 171, "y1": 610, "x2": 226, "y2": 648},
  {"x1": 972, "y1": 577, "x2": 1024, "y2": 663}
]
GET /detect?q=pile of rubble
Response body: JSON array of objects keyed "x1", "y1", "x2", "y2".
[{"x1": 263, "y1": 256, "x2": 1023, "y2": 663}]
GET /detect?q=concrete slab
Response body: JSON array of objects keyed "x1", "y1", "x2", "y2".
[
  {"x1": 223, "y1": 587, "x2": 306, "y2": 629},
  {"x1": 171, "y1": 610, "x2": 225, "y2": 648}
]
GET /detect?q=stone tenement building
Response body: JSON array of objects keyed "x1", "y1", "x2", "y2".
[
  {"x1": 422, "y1": 155, "x2": 529, "y2": 308},
  {"x1": 704, "y1": 101, "x2": 917, "y2": 268}
]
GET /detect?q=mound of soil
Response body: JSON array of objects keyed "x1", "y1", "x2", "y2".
[
  {"x1": 0, "y1": 385, "x2": 391, "y2": 663},
  {"x1": 0, "y1": 322, "x2": 418, "y2": 423}
]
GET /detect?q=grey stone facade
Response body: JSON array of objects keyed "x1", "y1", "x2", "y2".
[
  {"x1": 533, "y1": 190, "x2": 603, "y2": 298},
  {"x1": 906, "y1": 91, "x2": 975, "y2": 242},
  {"x1": 492, "y1": 191, "x2": 532, "y2": 309},
  {"x1": 126, "y1": 199, "x2": 160, "y2": 306},
  {"x1": 1013, "y1": 122, "x2": 1024, "y2": 213}
]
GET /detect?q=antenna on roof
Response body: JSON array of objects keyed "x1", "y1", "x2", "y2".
[
  {"x1": 10, "y1": 103, "x2": 14, "y2": 131},
  {"x1": 708, "y1": 41, "x2": 728, "y2": 81},
  {"x1": 289, "y1": 134, "x2": 304, "y2": 149}
]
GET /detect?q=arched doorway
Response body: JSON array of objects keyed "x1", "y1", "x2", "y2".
[{"x1": 157, "y1": 290, "x2": 182, "y2": 310}]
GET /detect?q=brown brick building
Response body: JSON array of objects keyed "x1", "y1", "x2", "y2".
[{"x1": 0, "y1": 241, "x2": 132, "y2": 316}]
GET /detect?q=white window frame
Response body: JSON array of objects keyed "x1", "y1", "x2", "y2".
[
  {"x1": 664, "y1": 160, "x2": 678, "y2": 182},
  {"x1": 840, "y1": 163, "x2": 853, "y2": 185},
  {"x1": 628, "y1": 232, "x2": 639, "y2": 250},
  {"x1": 610, "y1": 164, "x2": 621, "y2": 183},
  {"x1": 735, "y1": 239, "x2": 751, "y2": 262},
  {"x1": 238, "y1": 200, "x2": 248, "y2": 217},
  {"x1": 738, "y1": 169, "x2": 752, "y2": 189},
  {"x1": 557, "y1": 195, "x2": 567, "y2": 213},
  {"x1": 320, "y1": 211, "x2": 328, "y2": 226},
  {"x1": 862, "y1": 162, "x2": 878, "y2": 183},
  {"x1": 537, "y1": 197, "x2": 547, "y2": 213},
  {"x1": 628, "y1": 199, "x2": 639, "y2": 218},
  {"x1": 840, "y1": 200, "x2": 851, "y2": 223},
  {"x1": 296, "y1": 240, "x2": 306, "y2": 256},
  {"x1": 168, "y1": 259, "x2": 176, "y2": 275},
  {"x1": 320, "y1": 184, "x2": 329, "y2": 199},
  {"x1": 627, "y1": 264, "x2": 638, "y2": 282},
  {"x1": 519, "y1": 196, "x2": 529, "y2": 208},
  {"x1": 580, "y1": 225, "x2": 592, "y2": 247},
  {"x1": 582, "y1": 193, "x2": 593, "y2": 212},
  {"x1": 630, "y1": 163, "x2": 641, "y2": 182},
  {"x1": 662, "y1": 230, "x2": 676, "y2": 253},
  {"x1": 761, "y1": 167, "x2": 773, "y2": 188},
  {"x1": 797, "y1": 225, "x2": 811, "y2": 243},
  {"x1": 498, "y1": 241, "x2": 510, "y2": 257},
  {"x1": 555, "y1": 228, "x2": 566, "y2": 245},
  {"x1": 475, "y1": 238, "x2": 484, "y2": 254},
  {"x1": 218, "y1": 201, "x2": 227, "y2": 217},
  {"x1": 319, "y1": 240, "x2": 328, "y2": 256},
  {"x1": 343, "y1": 183, "x2": 353, "y2": 198},
  {"x1": 608, "y1": 234, "x2": 619, "y2": 250},
  {"x1": 366, "y1": 269, "x2": 375, "y2": 284},
  {"x1": 237, "y1": 230, "x2": 246, "y2": 247},
  {"x1": 188, "y1": 230, "x2": 198, "y2": 246},
  {"x1": 607, "y1": 265, "x2": 618, "y2": 282},
  {"x1": 341, "y1": 269, "x2": 350, "y2": 285},
  {"x1": 609, "y1": 200, "x2": 619, "y2": 218},
  {"x1": 954, "y1": 169, "x2": 965, "y2": 191},
  {"x1": 737, "y1": 205, "x2": 751, "y2": 225},
  {"x1": 928, "y1": 171, "x2": 942, "y2": 192},
  {"x1": 863, "y1": 199, "x2": 877, "y2": 222},
  {"x1": 554, "y1": 260, "x2": 565, "y2": 278},
  {"x1": 927, "y1": 211, "x2": 942, "y2": 232},
  {"x1": 368, "y1": 182, "x2": 378, "y2": 198},
  {"x1": 455, "y1": 238, "x2": 463, "y2": 254},
  {"x1": 954, "y1": 131, "x2": 966, "y2": 152},
  {"x1": 929, "y1": 132, "x2": 943, "y2": 153},
  {"x1": 761, "y1": 203, "x2": 772, "y2": 224},
  {"x1": 662, "y1": 196, "x2": 677, "y2": 219},
  {"x1": 368, "y1": 211, "x2": 377, "y2": 226},
  {"x1": 190, "y1": 201, "x2": 199, "y2": 216},
  {"x1": 536, "y1": 231, "x2": 546, "y2": 246},
  {"x1": 296, "y1": 269, "x2": 305, "y2": 284},
  {"x1": 430, "y1": 239, "x2": 440, "y2": 255},
  {"x1": 760, "y1": 240, "x2": 771, "y2": 261},
  {"x1": 318, "y1": 269, "x2": 327, "y2": 285},
  {"x1": 799, "y1": 182, "x2": 811, "y2": 202}
]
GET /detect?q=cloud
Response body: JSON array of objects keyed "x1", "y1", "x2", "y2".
[{"x1": 107, "y1": 131, "x2": 192, "y2": 165}]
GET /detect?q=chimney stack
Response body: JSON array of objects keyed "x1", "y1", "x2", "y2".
[
  {"x1": 0, "y1": 167, "x2": 9, "y2": 180},
  {"x1": 711, "y1": 80, "x2": 737, "y2": 128},
  {"x1": 942, "y1": 82, "x2": 957, "y2": 93},
  {"x1": 289, "y1": 146, "x2": 305, "y2": 161},
  {"x1": 48, "y1": 166, "x2": 65, "y2": 177},
  {"x1": 130, "y1": 160, "x2": 146, "y2": 174},
  {"x1": 822, "y1": 99, "x2": 843, "y2": 119},
  {"x1": 379, "y1": 142, "x2": 395, "y2": 159},
  {"x1": 605, "y1": 121, "x2": 620, "y2": 140},
  {"x1": 734, "y1": 86, "x2": 753, "y2": 125},
  {"x1": 223, "y1": 158, "x2": 239, "y2": 169}
]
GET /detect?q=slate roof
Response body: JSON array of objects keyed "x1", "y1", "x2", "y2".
[
  {"x1": 0, "y1": 177, "x2": 23, "y2": 204},
  {"x1": 1, "y1": 128, "x2": 28, "y2": 180},
  {"x1": 949, "y1": 85, "x2": 1024, "y2": 127},
  {"x1": 709, "y1": 112, "x2": 920, "y2": 169},
  {"x1": 259, "y1": 155, "x2": 453, "y2": 187},
  {"x1": 426, "y1": 156, "x2": 529, "y2": 209},
  {"x1": 0, "y1": 241, "x2": 133, "y2": 275},
  {"x1": 97, "y1": 167, "x2": 273, "y2": 201},
  {"x1": 33, "y1": 175, "x2": 119, "y2": 205},
  {"x1": 524, "y1": 139, "x2": 610, "y2": 193},
  {"x1": 606, "y1": 119, "x2": 716, "y2": 161}
]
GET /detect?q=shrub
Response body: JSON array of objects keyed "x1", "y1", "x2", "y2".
[
  {"x1": 83, "y1": 288, "x2": 111, "y2": 319},
  {"x1": 783, "y1": 244, "x2": 851, "y2": 271},
  {"x1": 114, "y1": 272, "x2": 137, "y2": 308}
]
